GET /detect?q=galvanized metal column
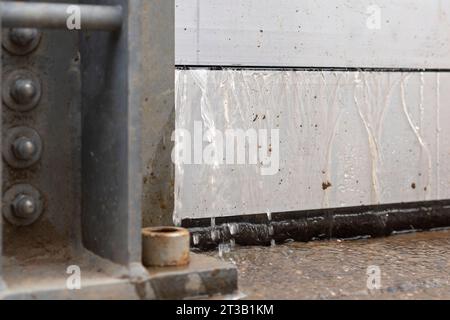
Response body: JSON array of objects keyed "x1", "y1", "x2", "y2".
[
  {"x1": 80, "y1": 0, "x2": 146, "y2": 269},
  {"x1": 2, "y1": 0, "x2": 84, "y2": 293},
  {"x1": 140, "y1": 0, "x2": 175, "y2": 227},
  {"x1": 0, "y1": 0, "x2": 238, "y2": 300}
]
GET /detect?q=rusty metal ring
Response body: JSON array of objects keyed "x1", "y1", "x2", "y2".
[{"x1": 142, "y1": 227, "x2": 190, "y2": 267}]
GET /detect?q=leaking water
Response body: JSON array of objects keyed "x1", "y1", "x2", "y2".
[
  {"x1": 208, "y1": 229, "x2": 450, "y2": 299},
  {"x1": 228, "y1": 223, "x2": 239, "y2": 235},
  {"x1": 176, "y1": 70, "x2": 450, "y2": 221},
  {"x1": 266, "y1": 210, "x2": 272, "y2": 221},
  {"x1": 192, "y1": 233, "x2": 200, "y2": 246}
]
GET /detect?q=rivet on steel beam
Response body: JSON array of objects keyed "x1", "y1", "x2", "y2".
[
  {"x1": 11, "y1": 78, "x2": 38, "y2": 105},
  {"x1": 3, "y1": 70, "x2": 42, "y2": 112},
  {"x1": 9, "y1": 28, "x2": 39, "y2": 47},
  {"x1": 2, "y1": 28, "x2": 42, "y2": 55},
  {"x1": 3, "y1": 127, "x2": 43, "y2": 169},
  {"x1": 13, "y1": 137, "x2": 37, "y2": 161},
  {"x1": 11, "y1": 194, "x2": 36, "y2": 219},
  {"x1": 3, "y1": 184, "x2": 44, "y2": 226}
]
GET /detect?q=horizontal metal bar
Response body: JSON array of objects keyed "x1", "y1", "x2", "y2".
[{"x1": 1, "y1": 1, "x2": 123, "y2": 31}]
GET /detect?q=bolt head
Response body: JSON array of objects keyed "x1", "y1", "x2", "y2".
[
  {"x1": 11, "y1": 78, "x2": 37, "y2": 105},
  {"x1": 13, "y1": 137, "x2": 37, "y2": 160},
  {"x1": 11, "y1": 194, "x2": 36, "y2": 219},
  {"x1": 9, "y1": 28, "x2": 39, "y2": 47}
]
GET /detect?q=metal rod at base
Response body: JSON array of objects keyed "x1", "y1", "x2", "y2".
[{"x1": 1, "y1": 2, "x2": 123, "y2": 31}]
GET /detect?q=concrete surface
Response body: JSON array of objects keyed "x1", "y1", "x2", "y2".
[
  {"x1": 176, "y1": 0, "x2": 450, "y2": 68},
  {"x1": 208, "y1": 229, "x2": 450, "y2": 299},
  {"x1": 1, "y1": 252, "x2": 237, "y2": 300}
]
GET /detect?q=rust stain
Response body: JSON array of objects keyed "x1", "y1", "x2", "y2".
[{"x1": 322, "y1": 181, "x2": 332, "y2": 190}]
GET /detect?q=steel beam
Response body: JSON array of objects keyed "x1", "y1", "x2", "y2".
[{"x1": 79, "y1": 0, "x2": 142, "y2": 269}]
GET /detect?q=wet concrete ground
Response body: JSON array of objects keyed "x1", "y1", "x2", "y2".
[{"x1": 208, "y1": 229, "x2": 450, "y2": 299}]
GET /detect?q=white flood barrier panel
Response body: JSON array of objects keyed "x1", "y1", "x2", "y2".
[
  {"x1": 174, "y1": 70, "x2": 450, "y2": 220},
  {"x1": 175, "y1": 0, "x2": 450, "y2": 68}
]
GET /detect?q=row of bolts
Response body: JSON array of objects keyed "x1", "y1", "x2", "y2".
[{"x1": 4, "y1": 28, "x2": 42, "y2": 222}]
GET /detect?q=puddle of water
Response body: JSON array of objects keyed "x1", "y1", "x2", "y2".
[{"x1": 208, "y1": 230, "x2": 450, "y2": 299}]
